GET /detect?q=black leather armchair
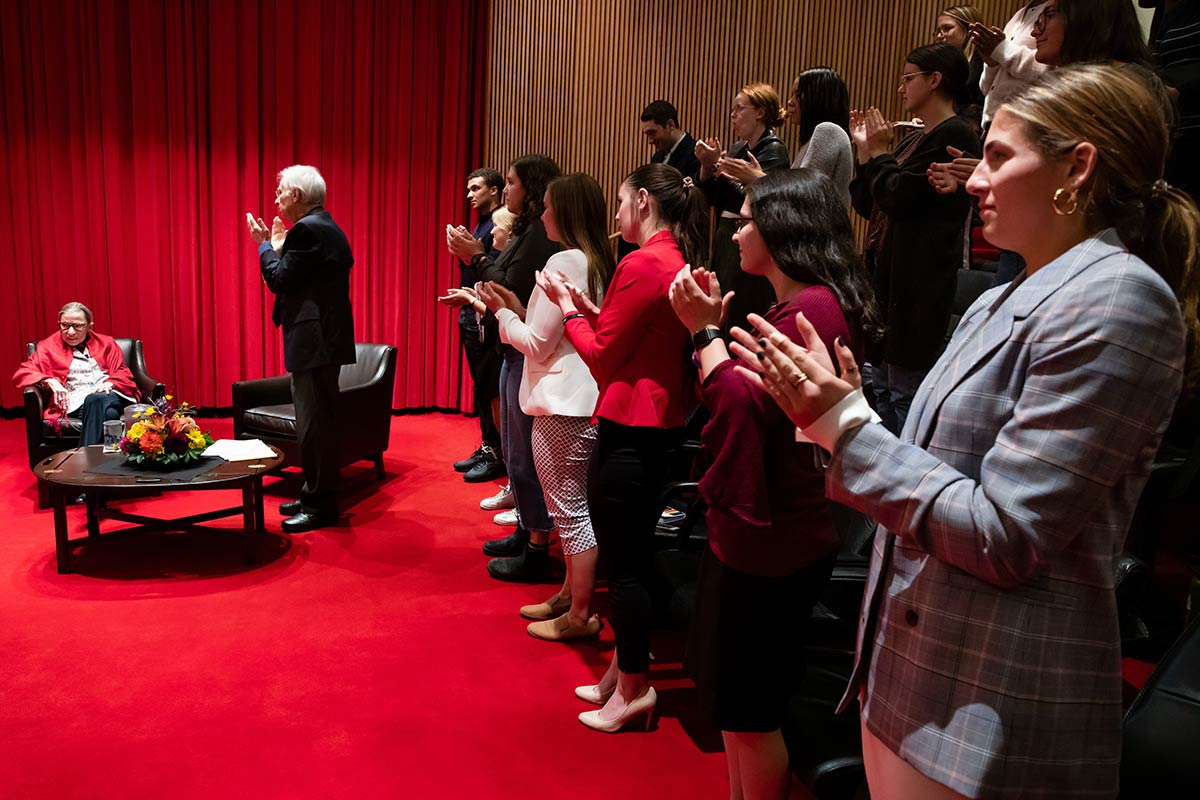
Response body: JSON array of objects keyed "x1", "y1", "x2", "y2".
[
  {"x1": 23, "y1": 338, "x2": 165, "y2": 508},
  {"x1": 231, "y1": 342, "x2": 398, "y2": 478}
]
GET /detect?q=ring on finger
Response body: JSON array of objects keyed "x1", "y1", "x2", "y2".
[{"x1": 791, "y1": 371, "x2": 809, "y2": 387}]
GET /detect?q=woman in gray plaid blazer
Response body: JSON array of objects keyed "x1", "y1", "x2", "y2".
[{"x1": 730, "y1": 64, "x2": 1200, "y2": 799}]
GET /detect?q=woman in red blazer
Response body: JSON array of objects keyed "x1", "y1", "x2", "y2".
[{"x1": 542, "y1": 163, "x2": 707, "y2": 732}]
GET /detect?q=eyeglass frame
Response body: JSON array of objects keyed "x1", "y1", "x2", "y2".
[
  {"x1": 731, "y1": 215, "x2": 755, "y2": 232},
  {"x1": 58, "y1": 321, "x2": 92, "y2": 332},
  {"x1": 1031, "y1": 6, "x2": 1058, "y2": 35},
  {"x1": 899, "y1": 70, "x2": 931, "y2": 85}
]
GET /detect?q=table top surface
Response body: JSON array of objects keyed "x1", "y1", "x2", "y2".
[{"x1": 33, "y1": 446, "x2": 284, "y2": 490}]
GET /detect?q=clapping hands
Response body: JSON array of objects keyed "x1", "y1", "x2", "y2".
[
  {"x1": 716, "y1": 152, "x2": 765, "y2": 186},
  {"x1": 537, "y1": 269, "x2": 599, "y2": 316},
  {"x1": 446, "y1": 224, "x2": 484, "y2": 261},
  {"x1": 245, "y1": 213, "x2": 287, "y2": 251},
  {"x1": 849, "y1": 107, "x2": 892, "y2": 162},
  {"x1": 926, "y1": 146, "x2": 981, "y2": 194},
  {"x1": 668, "y1": 265, "x2": 732, "y2": 333}
]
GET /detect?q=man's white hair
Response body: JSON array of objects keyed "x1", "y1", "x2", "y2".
[{"x1": 277, "y1": 165, "x2": 327, "y2": 206}]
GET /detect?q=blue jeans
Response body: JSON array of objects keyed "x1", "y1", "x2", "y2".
[
  {"x1": 867, "y1": 362, "x2": 927, "y2": 436},
  {"x1": 499, "y1": 349, "x2": 553, "y2": 532}
]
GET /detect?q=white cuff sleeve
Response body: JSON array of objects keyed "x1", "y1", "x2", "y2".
[{"x1": 795, "y1": 388, "x2": 880, "y2": 451}]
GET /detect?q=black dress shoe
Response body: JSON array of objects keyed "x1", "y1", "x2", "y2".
[
  {"x1": 279, "y1": 500, "x2": 304, "y2": 516},
  {"x1": 453, "y1": 445, "x2": 486, "y2": 473},
  {"x1": 463, "y1": 457, "x2": 506, "y2": 483},
  {"x1": 280, "y1": 510, "x2": 338, "y2": 534},
  {"x1": 482, "y1": 527, "x2": 529, "y2": 557},
  {"x1": 487, "y1": 546, "x2": 553, "y2": 583}
]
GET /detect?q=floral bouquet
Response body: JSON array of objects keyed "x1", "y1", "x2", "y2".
[{"x1": 119, "y1": 396, "x2": 214, "y2": 467}]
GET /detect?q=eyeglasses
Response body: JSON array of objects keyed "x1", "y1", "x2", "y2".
[
  {"x1": 730, "y1": 104, "x2": 752, "y2": 115},
  {"x1": 900, "y1": 71, "x2": 930, "y2": 84},
  {"x1": 1032, "y1": 7, "x2": 1057, "y2": 34},
  {"x1": 731, "y1": 215, "x2": 754, "y2": 231},
  {"x1": 59, "y1": 322, "x2": 90, "y2": 332}
]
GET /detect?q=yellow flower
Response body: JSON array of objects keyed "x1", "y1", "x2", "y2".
[
  {"x1": 128, "y1": 421, "x2": 146, "y2": 439},
  {"x1": 186, "y1": 429, "x2": 207, "y2": 449}
]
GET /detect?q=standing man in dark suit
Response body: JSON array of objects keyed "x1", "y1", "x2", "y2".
[
  {"x1": 246, "y1": 165, "x2": 356, "y2": 533},
  {"x1": 641, "y1": 100, "x2": 701, "y2": 180}
]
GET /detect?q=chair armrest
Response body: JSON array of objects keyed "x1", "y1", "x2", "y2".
[
  {"x1": 126, "y1": 341, "x2": 166, "y2": 401},
  {"x1": 232, "y1": 375, "x2": 293, "y2": 409},
  {"x1": 24, "y1": 386, "x2": 48, "y2": 459}
]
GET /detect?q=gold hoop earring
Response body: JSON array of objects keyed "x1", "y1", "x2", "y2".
[{"x1": 1052, "y1": 187, "x2": 1078, "y2": 216}]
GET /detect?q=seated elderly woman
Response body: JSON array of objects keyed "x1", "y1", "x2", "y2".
[{"x1": 13, "y1": 301, "x2": 137, "y2": 445}]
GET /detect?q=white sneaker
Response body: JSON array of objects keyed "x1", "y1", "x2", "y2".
[
  {"x1": 493, "y1": 509, "x2": 519, "y2": 526},
  {"x1": 480, "y1": 483, "x2": 515, "y2": 510}
]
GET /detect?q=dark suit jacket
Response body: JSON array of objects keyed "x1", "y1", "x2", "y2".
[
  {"x1": 651, "y1": 132, "x2": 702, "y2": 181},
  {"x1": 260, "y1": 206, "x2": 356, "y2": 373}
]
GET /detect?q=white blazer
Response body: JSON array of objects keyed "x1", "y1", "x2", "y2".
[{"x1": 495, "y1": 249, "x2": 600, "y2": 417}]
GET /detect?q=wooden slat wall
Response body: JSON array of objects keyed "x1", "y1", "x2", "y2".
[{"x1": 484, "y1": 0, "x2": 1016, "y2": 233}]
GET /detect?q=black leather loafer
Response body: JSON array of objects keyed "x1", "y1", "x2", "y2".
[
  {"x1": 482, "y1": 527, "x2": 529, "y2": 557},
  {"x1": 280, "y1": 511, "x2": 338, "y2": 534},
  {"x1": 279, "y1": 500, "x2": 304, "y2": 516}
]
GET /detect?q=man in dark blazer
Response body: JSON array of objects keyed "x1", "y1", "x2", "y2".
[
  {"x1": 246, "y1": 165, "x2": 356, "y2": 533},
  {"x1": 641, "y1": 99, "x2": 701, "y2": 180}
]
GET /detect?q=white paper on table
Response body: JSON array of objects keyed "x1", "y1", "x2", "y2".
[{"x1": 202, "y1": 438, "x2": 277, "y2": 462}]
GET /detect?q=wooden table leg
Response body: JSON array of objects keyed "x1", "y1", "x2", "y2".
[
  {"x1": 85, "y1": 493, "x2": 101, "y2": 539},
  {"x1": 243, "y1": 483, "x2": 257, "y2": 565},
  {"x1": 51, "y1": 485, "x2": 70, "y2": 574},
  {"x1": 254, "y1": 476, "x2": 265, "y2": 532}
]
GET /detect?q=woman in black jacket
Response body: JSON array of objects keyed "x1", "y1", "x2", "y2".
[
  {"x1": 695, "y1": 82, "x2": 791, "y2": 333},
  {"x1": 850, "y1": 43, "x2": 980, "y2": 435}
]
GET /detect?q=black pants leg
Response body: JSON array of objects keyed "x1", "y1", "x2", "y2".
[
  {"x1": 77, "y1": 392, "x2": 129, "y2": 446},
  {"x1": 588, "y1": 419, "x2": 683, "y2": 675},
  {"x1": 292, "y1": 364, "x2": 341, "y2": 515},
  {"x1": 459, "y1": 315, "x2": 502, "y2": 452}
]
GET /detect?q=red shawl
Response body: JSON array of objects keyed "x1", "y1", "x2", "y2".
[{"x1": 12, "y1": 331, "x2": 140, "y2": 420}]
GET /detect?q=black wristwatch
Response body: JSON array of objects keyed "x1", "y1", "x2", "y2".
[{"x1": 692, "y1": 326, "x2": 722, "y2": 350}]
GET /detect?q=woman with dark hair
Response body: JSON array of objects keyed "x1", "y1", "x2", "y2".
[
  {"x1": 934, "y1": 5, "x2": 986, "y2": 129},
  {"x1": 669, "y1": 168, "x2": 880, "y2": 799},
  {"x1": 1033, "y1": 0, "x2": 1154, "y2": 67},
  {"x1": 477, "y1": 173, "x2": 615, "y2": 640},
  {"x1": 722, "y1": 67, "x2": 854, "y2": 211},
  {"x1": 850, "y1": 43, "x2": 980, "y2": 434},
  {"x1": 695, "y1": 82, "x2": 791, "y2": 333},
  {"x1": 734, "y1": 63, "x2": 1198, "y2": 800},
  {"x1": 540, "y1": 162, "x2": 707, "y2": 732},
  {"x1": 445, "y1": 154, "x2": 562, "y2": 582}
]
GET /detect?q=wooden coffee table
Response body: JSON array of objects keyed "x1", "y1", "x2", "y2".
[{"x1": 33, "y1": 445, "x2": 285, "y2": 574}]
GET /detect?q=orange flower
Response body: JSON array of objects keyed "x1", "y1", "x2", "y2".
[
  {"x1": 139, "y1": 430, "x2": 165, "y2": 455},
  {"x1": 166, "y1": 416, "x2": 196, "y2": 436}
]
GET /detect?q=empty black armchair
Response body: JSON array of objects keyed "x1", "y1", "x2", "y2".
[{"x1": 231, "y1": 342, "x2": 398, "y2": 478}]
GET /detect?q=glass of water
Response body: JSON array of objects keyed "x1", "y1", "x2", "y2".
[{"x1": 102, "y1": 420, "x2": 125, "y2": 453}]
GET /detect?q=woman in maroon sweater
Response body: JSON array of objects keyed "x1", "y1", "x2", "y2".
[
  {"x1": 669, "y1": 168, "x2": 881, "y2": 797},
  {"x1": 541, "y1": 163, "x2": 708, "y2": 732}
]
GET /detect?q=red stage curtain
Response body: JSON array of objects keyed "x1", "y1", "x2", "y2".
[{"x1": 0, "y1": 0, "x2": 488, "y2": 411}]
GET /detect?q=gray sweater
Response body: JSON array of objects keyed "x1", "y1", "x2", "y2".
[{"x1": 792, "y1": 121, "x2": 853, "y2": 213}]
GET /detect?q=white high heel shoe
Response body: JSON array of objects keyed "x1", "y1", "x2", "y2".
[
  {"x1": 578, "y1": 686, "x2": 656, "y2": 733},
  {"x1": 574, "y1": 682, "x2": 616, "y2": 705}
]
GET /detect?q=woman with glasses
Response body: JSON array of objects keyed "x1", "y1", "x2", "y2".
[
  {"x1": 13, "y1": 301, "x2": 138, "y2": 445},
  {"x1": 720, "y1": 67, "x2": 854, "y2": 212},
  {"x1": 733, "y1": 63, "x2": 1197, "y2": 800},
  {"x1": 695, "y1": 83, "x2": 791, "y2": 333},
  {"x1": 934, "y1": 5, "x2": 985, "y2": 130},
  {"x1": 849, "y1": 43, "x2": 980, "y2": 435},
  {"x1": 669, "y1": 168, "x2": 880, "y2": 800},
  {"x1": 1032, "y1": 0, "x2": 1153, "y2": 67}
]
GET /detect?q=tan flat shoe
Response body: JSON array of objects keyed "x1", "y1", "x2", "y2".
[
  {"x1": 527, "y1": 612, "x2": 603, "y2": 641},
  {"x1": 519, "y1": 594, "x2": 571, "y2": 620}
]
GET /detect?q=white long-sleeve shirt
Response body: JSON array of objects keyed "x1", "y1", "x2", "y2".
[{"x1": 980, "y1": 1, "x2": 1050, "y2": 125}]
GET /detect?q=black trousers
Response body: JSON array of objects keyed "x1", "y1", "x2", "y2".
[
  {"x1": 588, "y1": 419, "x2": 684, "y2": 674},
  {"x1": 75, "y1": 392, "x2": 129, "y2": 446},
  {"x1": 459, "y1": 313, "x2": 502, "y2": 452},
  {"x1": 292, "y1": 364, "x2": 341, "y2": 515}
]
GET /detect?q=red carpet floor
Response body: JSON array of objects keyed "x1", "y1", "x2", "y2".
[{"x1": 0, "y1": 413, "x2": 729, "y2": 799}]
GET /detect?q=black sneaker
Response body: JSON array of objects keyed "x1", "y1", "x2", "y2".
[
  {"x1": 453, "y1": 445, "x2": 486, "y2": 473},
  {"x1": 487, "y1": 546, "x2": 553, "y2": 583},
  {"x1": 463, "y1": 448, "x2": 506, "y2": 482},
  {"x1": 483, "y1": 527, "x2": 529, "y2": 557}
]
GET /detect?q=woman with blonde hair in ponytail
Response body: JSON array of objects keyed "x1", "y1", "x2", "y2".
[{"x1": 732, "y1": 62, "x2": 1197, "y2": 799}]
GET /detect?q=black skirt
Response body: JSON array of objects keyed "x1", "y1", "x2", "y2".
[{"x1": 685, "y1": 544, "x2": 834, "y2": 732}]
